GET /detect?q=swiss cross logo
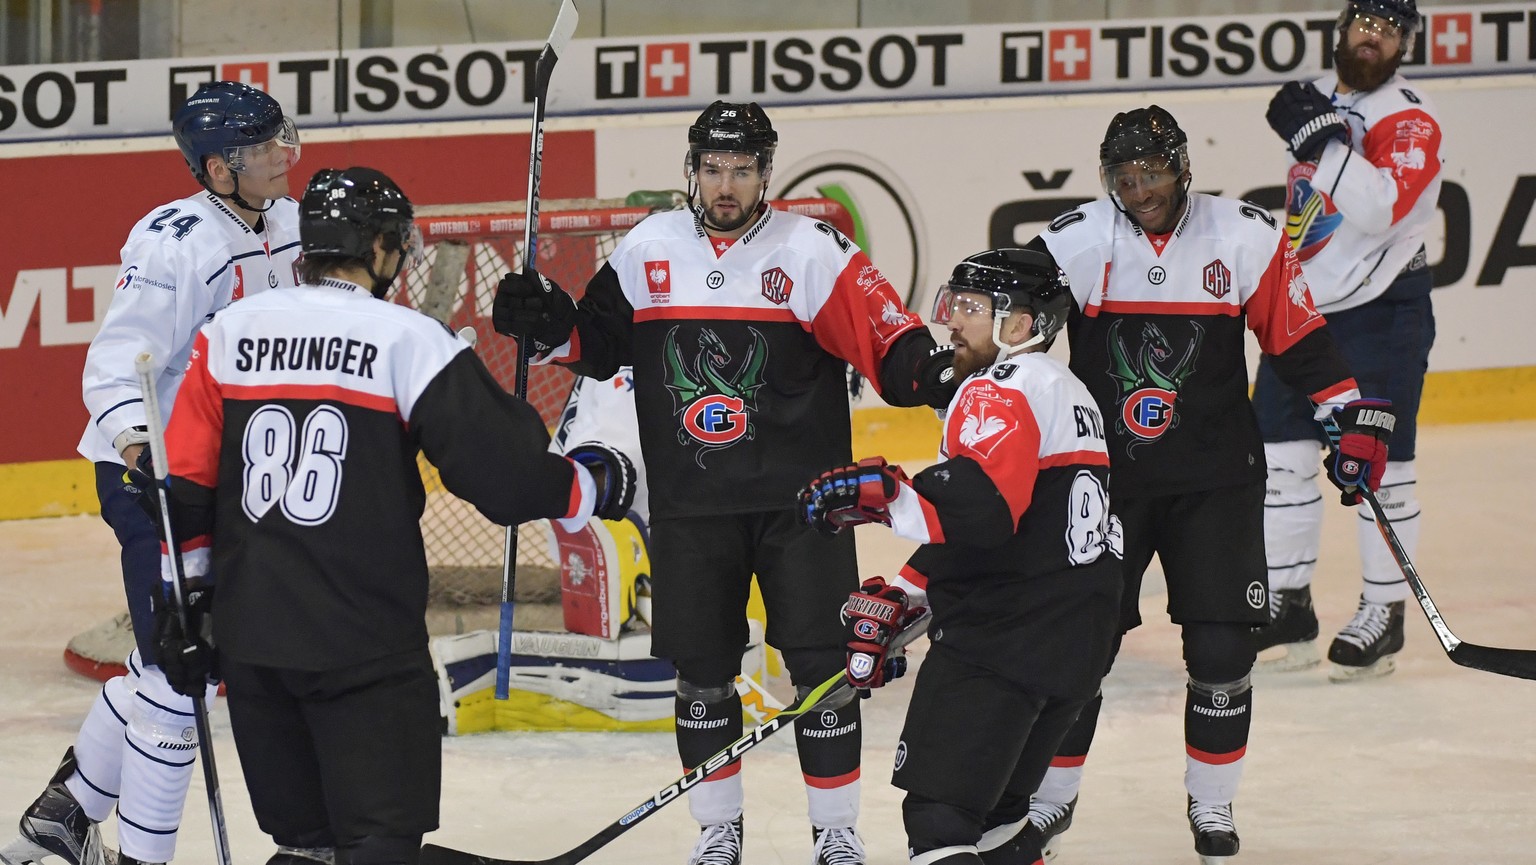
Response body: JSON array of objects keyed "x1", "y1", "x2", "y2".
[
  {"x1": 760, "y1": 268, "x2": 793, "y2": 304},
  {"x1": 1048, "y1": 29, "x2": 1092, "y2": 81},
  {"x1": 645, "y1": 260, "x2": 671, "y2": 303},
  {"x1": 1202, "y1": 259, "x2": 1231, "y2": 299},
  {"x1": 645, "y1": 43, "x2": 690, "y2": 97},
  {"x1": 220, "y1": 62, "x2": 268, "y2": 91},
  {"x1": 1430, "y1": 14, "x2": 1473, "y2": 65}
]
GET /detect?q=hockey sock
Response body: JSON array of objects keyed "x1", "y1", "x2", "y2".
[
  {"x1": 675, "y1": 681, "x2": 744, "y2": 826},
  {"x1": 795, "y1": 687, "x2": 861, "y2": 828},
  {"x1": 1032, "y1": 690, "x2": 1101, "y2": 806},
  {"x1": 1359, "y1": 460, "x2": 1419, "y2": 604},
  {"x1": 1183, "y1": 674, "x2": 1252, "y2": 805},
  {"x1": 64, "y1": 660, "x2": 136, "y2": 822},
  {"x1": 1263, "y1": 440, "x2": 1325, "y2": 593},
  {"x1": 118, "y1": 664, "x2": 213, "y2": 864}
]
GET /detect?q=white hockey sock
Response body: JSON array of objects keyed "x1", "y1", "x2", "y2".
[
  {"x1": 1263, "y1": 440, "x2": 1325, "y2": 592},
  {"x1": 1033, "y1": 762, "x2": 1083, "y2": 806},
  {"x1": 687, "y1": 768, "x2": 744, "y2": 827},
  {"x1": 117, "y1": 664, "x2": 214, "y2": 864},
  {"x1": 1359, "y1": 460, "x2": 1419, "y2": 604},
  {"x1": 64, "y1": 660, "x2": 137, "y2": 822},
  {"x1": 806, "y1": 777, "x2": 860, "y2": 829}
]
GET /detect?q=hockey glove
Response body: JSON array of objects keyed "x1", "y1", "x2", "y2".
[
  {"x1": 1266, "y1": 81, "x2": 1347, "y2": 163},
  {"x1": 914, "y1": 344, "x2": 959, "y2": 409},
  {"x1": 568, "y1": 443, "x2": 638, "y2": 521},
  {"x1": 797, "y1": 457, "x2": 908, "y2": 536},
  {"x1": 1326, "y1": 398, "x2": 1394, "y2": 505},
  {"x1": 843, "y1": 577, "x2": 920, "y2": 691},
  {"x1": 124, "y1": 446, "x2": 166, "y2": 533},
  {"x1": 153, "y1": 581, "x2": 217, "y2": 698},
  {"x1": 492, "y1": 269, "x2": 577, "y2": 354}
]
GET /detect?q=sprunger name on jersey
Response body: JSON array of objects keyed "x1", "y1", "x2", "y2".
[{"x1": 234, "y1": 336, "x2": 379, "y2": 378}]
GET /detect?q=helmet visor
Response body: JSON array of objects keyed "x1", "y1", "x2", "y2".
[
  {"x1": 401, "y1": 222, "x2": 425, "y2": 272},
  {"x1": 224, "y1": 116, "x2": 300, "y2": 176},
  {"x1": 1342, "y1": 9, "x2": 1406, "y2": 40},
  {"x1": 1100, "y1": 152, "x2": 1182, "y2": 199},
  {"x1": 932, "y1": 285, "x2": 1007, "y2": 325}
]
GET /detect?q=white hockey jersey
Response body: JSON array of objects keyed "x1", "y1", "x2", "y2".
[
  {"x1": 1283, "y1": 72, "x2": 1443, "y2": 311},
  {"x1": 78, "y1": 191, "x2": 302, "y2": 464},
  {"x1": 1042, "y1": 195, "x2": 1357, "y2": 496}
]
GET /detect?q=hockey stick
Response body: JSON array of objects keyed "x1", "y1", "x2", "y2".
[
  {"x1": 497, "y1": 0, "x2": 580, "y2": 701},
  {"x1": 1324, "y1": 416, "x2": 1536, "y2": 680},
  {"x1": 133, "y1": 352, "x2": 234, "y2": 865},
  {"x1": 423, "y1": 610, "x2": 933, "y2": 865}
]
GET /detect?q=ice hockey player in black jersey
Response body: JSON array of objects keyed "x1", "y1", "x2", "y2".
[
  {"x1": 492, "y1": 101, "x2": 955, "y2": 865},
  {"x1": 149, "y1": 167, "x2": 635, "y2": 865},
  {"x1": 1014, "y1": 105, "x2": 1393, "y2": 863},
  {"x1": 798, "y1": 248, "x2": 1124, "y2": 865}
]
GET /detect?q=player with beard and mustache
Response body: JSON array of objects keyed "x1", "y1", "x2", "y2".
[{"x1": 1256, "y1": 0, "x2": 1445, "y2": 683}]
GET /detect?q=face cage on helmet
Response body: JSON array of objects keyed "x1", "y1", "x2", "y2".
[
  {"x1": 222, "y1": 116, "x2": 301, "y2": 175},
  {"x1": 1339, "y1": 7, "x2": 1417, "y2": 53}
]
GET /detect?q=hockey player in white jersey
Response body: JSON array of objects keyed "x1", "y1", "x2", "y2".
[
  {"x1": 797, "y1": 249, "x2": 1122, "y2": 865},
  {"x1": 492, "y1": 101, "x2": 956, "y2": 865},
  {"x1": 1255, "y1": 0, "x2": 1443, "y2": 680},
  {"x1": 0, "y1": 81, "x2": 301, "y2": 865},
  {"x1": 1013, "y1": 106, "x2": 1392, "y2": 863}
]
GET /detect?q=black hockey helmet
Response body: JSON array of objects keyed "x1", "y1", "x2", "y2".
[
  {"x1": 299, "y1": 167, "x2": 421, "y2": 296},
  {"x1": 687, "y1": 101, "x2": 777, "y2": 172},
  {"x1": 933, "y1": 248, "x2": 1071, "y2": 349},
  {"x1": 172, "y1": 81, "x2": 298, "y2": 185},
  {"x1": 1340, "y1": 0, "x2": 1419, "y2": 50},
  {"x1": 1099, "y1": 104, "x2": 1188, "y2": 169}
]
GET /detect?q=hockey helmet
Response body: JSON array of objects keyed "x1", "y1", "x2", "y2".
[
  {"x1": 1099, "y1": 105, "x2": 1192, "y2": 217},
  {"x1": 687, "y1": 101, "x2": 777, "y2": 172},
  {"x1": 933, "y1": 248, "x2": 1071, "y2": 349},
  {"x1": 172, "y1": 81, "x2": 299, "y2": 184},
  {"x1": 1340, "y1": 0, "x2": 1419, "y2": 52},
  {"x1": 299, "y1": 167, "x2": 422, "y2": 291}
]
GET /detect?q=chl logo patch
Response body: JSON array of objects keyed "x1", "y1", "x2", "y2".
[
  {"x1": 1202, "y1": 259, "x2": 1231, "y2": 299},
  {"x1": 761, "y1": 267, "x2": 793, "y2": 304}
]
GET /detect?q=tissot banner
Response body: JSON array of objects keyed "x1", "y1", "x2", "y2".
[{"x1": 1, "y1": 4, "x2": 1533, "y2": 141}]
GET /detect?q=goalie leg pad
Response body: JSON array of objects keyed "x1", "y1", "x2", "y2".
[
  {"x1": 119, "y1": 664, "x2": 212, "y2": 864},
  {"x1": 64, "y1": 663, "x2": 136, "y2": 822},
  {"x1": 1263, "y1": 440, "x2": 1324, "y2": 592},
  {"x1": 1358, "y1": 460, "x2": 1419, "y2": 604}
]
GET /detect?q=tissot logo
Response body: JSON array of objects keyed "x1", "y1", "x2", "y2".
[
  {"x1": 596, "y1": 43, "x2": 691, "y2": 98},
  {"x1": 1000, "y1": 29, "x2": 1092, "y2": 82}
]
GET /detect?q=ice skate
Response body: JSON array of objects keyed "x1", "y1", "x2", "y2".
[
  {"x1": 0, "y1": 749, "x2": 111, "y2": 865},
  {"x1": 810, "y1": 825, "x2": 865, "y2": 865},
  {"x1": 1327, "y1": 595, "x2": 1405, "y2": 682},
  {"x1": 1187, "y1": 797, "x2": 1238, "y2": 863},
  {"x1": 266, "y1": 848, "x2": 335, "y2": 865},
  {"x1": 1252, "y1": 586, "x2": 1321, "y2": 671},
  {"x1": 1020, "y1": 796, "x2": 1075, "y2": 862},
  {"x1": 685, "y1": 817, "x2": 743, "y2": 865}
]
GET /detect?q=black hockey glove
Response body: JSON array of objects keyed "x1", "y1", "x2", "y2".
[
  {"x1": 125, "y1": 446, "x2": 164, "y2": 533},
  {"x1": 1325, "y1": 398, "x2": 1394, "y2": 506},
  {"x1": 1266, "y1": 81, "x2": 1347, "y2": 163},
  {"x1": 153, "y1": 581, "x2": 217, "y2": 698},
  {"x1": 492, "y1": 269, "x2": 577, "y2": 354},
  {"x1": 914, "y1": 344, "x2": 959, "y2": 409},
  {"x1": 568, "y1": 443, "x2": 638, "y2": 521},
  {"x1": 797, "y1": 457, "x2": 908, "y2": 536},
  {"x1": 843, "y1": 577, "x2": 919, "y2": 691}
]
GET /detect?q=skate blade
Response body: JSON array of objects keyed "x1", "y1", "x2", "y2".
[
  {"x1": 1328, "y1": 654, "x2": 1397, "y2": 682},
  {"x1": 0, "y1": 834, "x2": 51, "y2": 865},
  {"x1": 1255, "y1": 640, "x2": 1321, "y2": 672},
  {"x1": 1198, "y1": 854, "x2": 1237, "y2": 865},
  {"x1": 1042, "y1": 836, "x2": 1061, "y2": 862}
]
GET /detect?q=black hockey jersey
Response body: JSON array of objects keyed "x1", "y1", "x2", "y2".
[
  {"x1": 1039, "y1": 195, "x2": 1358, "y2": 497},
  {"x1": 545, "y1": 205, "x2": 942, "y2": 519},
  {"x1": 886, "y1": 353, "x2": 1123, "y2": 697},
  {"x1": 162, "y1": 279, "x2": 593, "y2": 671}
]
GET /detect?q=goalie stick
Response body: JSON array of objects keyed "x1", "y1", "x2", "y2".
[
  {"x1": 133, "y1": 352, "x2": 234, "y2": 865},
  {"x1": 498, "y1": 0, "x2": 579, "y2": 701},
  {"x1": 1324, "y1": 416, "x2": 1536, "y2": 680},
  {"x1": 422, "y1": 610, "x2": 933, "y2": 865}
]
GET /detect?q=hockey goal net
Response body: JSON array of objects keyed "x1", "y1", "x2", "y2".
[{"x1": 65, "y1": 194, "x2": 856, "y2": 677}]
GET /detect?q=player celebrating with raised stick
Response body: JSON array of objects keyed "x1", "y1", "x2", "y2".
[
  {"x1": 799, "y1": 249, "x2": 1124, "y2": 865},
  {"x1": 1255, "y1": 0, "x2": 1442, "y2": 680},
  {"x1": 1014, "y1": 105, "x2": 1391, "y2": 863},
  {"x1": 1, "y1": 80, "x2": 301, "y2": 865},
  {"x1": 146, "y1": 166, "x2": 634, "y2": 865},
  {"x1": 491, "y1": 101, "x2": 956, "y2": 865}
]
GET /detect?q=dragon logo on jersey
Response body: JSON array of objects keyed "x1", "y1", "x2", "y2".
[
  {"x1": 663, "y1": 325, "x2": 769, "y2": 467},
  {"x1": 1284, "y1": 165, "x2": 1343, "y2": 262},
  {"x1": 1107, "y1": 320, "x2": 1204, "y2": 455}
]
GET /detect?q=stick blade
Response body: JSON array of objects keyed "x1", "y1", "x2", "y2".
[
  {"x1": 421, "y1": 843, "x2": 546, "y2": 865},
  {"x1": 547, "y1": 0, "x2": 579, "y2": 57},
  {"x1": 1449, "y1": 643, "x2": 1536, "y2": 681}
]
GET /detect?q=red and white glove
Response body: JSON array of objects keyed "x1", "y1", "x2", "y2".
[
  {"x1": 797, "y1": 457, "x2": 908, "y2": 536},
  {"x1": 1326, "y1": 398, "x2": 1394, "y2": 505},
  {"x1": 843, "y1": 576, "x2": 925, "y2": 691}
]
